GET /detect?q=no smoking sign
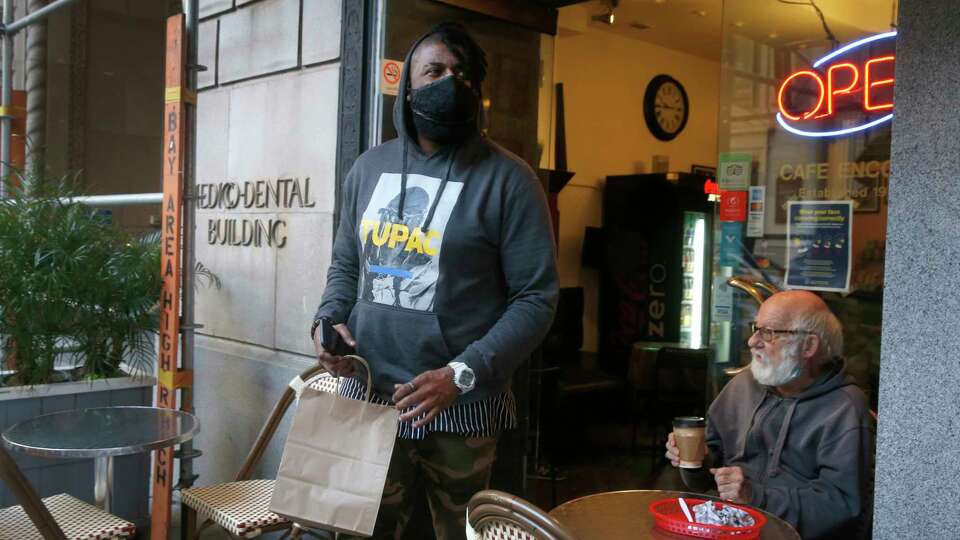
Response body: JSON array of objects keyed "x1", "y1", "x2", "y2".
[{"x1": 381, "y1": 59, "x2": 403, "y2": 96}]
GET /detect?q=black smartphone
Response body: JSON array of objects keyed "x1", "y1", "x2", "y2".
[{"x1": 319, "y1": 317, "x2": 354, "y2": 356}]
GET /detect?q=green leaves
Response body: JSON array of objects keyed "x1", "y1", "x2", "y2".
[{"x1": 0, "y1": 174, "x2": 162, "y2": 384}]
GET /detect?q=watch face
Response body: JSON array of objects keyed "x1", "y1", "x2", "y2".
[
  {"x1": 458, "y1": 370, "x2": 475, "y2": 387},
  {"x1": 644, "y1": 75, "x2": 689, "y2": 141}
]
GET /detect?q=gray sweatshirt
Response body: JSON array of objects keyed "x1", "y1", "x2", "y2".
[
  {"x1": 315, "y1": 39, "x2": 558, "y2": 404},
  {"x1": 681, "y1": 359, "x2": 875, "y2": 539}
]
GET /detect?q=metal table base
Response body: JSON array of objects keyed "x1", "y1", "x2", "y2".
[{"x1": 94, "y1": 456, "x2": 115, "y2": 511}]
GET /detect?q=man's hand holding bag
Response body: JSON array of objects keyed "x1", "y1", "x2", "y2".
[{"x1": 270, "y1": 355, "x2": 399, "y2": 536}]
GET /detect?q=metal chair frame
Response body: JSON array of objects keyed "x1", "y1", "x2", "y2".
[
  {"x1": 467, "y1": 489, "x2": 577, "y2": 540},
  {"x1": 0, "y1": 444, "x2": 68, "y2": 540},
  {"x1": 182, "y1": 363, "x2": 331, "y2": 540},
  {"x1": 2, "y1": 443, "x2": 135, "y2": 539}
]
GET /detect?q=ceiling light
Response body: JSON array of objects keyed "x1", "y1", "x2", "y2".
[
  {"x1": 734, "y1": 21, "x2": 745, "y2": 28},
  {"x1": 592, "y1": 10, "x2": 615, "y2": 25},
  {"x1": 768, "y1": 32, "x2": 779, "y2": 39},
  {"x1": 592, "y1": 0, "x2": 617, "y2": 25},
  {"x1": 655, "y1": 0, "x2": 667, "y2": 3},
  {"x1": 691, "y1": 10, "x2": 707, "y2": 17}
]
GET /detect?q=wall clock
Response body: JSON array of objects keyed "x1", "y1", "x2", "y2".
[{"x1": 644, "y1": 74, "x2": 689, "y2": 142}]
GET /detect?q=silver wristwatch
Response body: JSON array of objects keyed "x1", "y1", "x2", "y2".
[{"x1": 448, "y1": 361, "x2": 476, "y2": 394}]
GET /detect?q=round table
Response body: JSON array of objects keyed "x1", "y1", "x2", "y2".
[
  {"x1": 549, "y1": 490, "x2": 800, "y2": 540},
  {"x1": 2, "y1": 406, "x2": 199, "y2": 512}
]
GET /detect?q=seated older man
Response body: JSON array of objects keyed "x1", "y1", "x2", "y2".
[{"x1": 665, "y1": 290, "x2": 875, "y2": 539}]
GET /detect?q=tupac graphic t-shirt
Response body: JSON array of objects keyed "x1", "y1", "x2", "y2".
[{"x1": 358, "y1": 173, "x2": 463, "y2": 311}]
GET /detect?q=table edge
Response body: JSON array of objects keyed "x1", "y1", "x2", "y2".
[
  {"x1": 548, "y1": 489, "x2": 800, "y2": 539},
  {"x1": 2, "y1": 406, "x2": 201, "y2": 458}
]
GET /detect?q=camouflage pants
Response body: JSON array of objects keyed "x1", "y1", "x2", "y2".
[{"x1": 341, "y1": 432, "x2": 498, "y2": 540}]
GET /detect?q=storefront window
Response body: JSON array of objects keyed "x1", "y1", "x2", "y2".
[{"x1": 712, "y1": 0, "x2": 898, "y2": 408}]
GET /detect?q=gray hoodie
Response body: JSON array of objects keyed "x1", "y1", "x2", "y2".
[
  {"x1": 315, "y1": 32, "x2": 559, "y2": 404},
  {"x1": 681, "y1": 359, "x2": 875, "y2": 539}
]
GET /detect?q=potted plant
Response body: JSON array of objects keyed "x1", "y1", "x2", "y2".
[
  {"x1": 0, "y1": 173, "x2": 161, "y2": 521},
  {"x1": 0, "y1": 174, "x2": 161, "y2": 384}
]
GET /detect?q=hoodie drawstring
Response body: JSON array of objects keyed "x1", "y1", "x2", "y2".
[
  {"x1": 422, "y1": 147, "x2": 457, "y2": 232},
  {"x1": 399, "y1": 139, "x2": 408, "y2": 220},
  {"x1": 767, "y1": 400, "x2": 798, "y2": 479},
  {"x1": 733, "y1": 395, "x2": 767, "y2": 462},
  {"x1": 734, "y1": 393, "x2": 797, "y2": 479}
]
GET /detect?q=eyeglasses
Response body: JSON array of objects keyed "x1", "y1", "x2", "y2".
[{"x1": 749, "y1": 322, "x2": 811, "y2": 343}]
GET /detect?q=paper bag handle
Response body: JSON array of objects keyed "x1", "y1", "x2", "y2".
[
  {"x1": 302, "y1": 355, "x2": 377, "y2": 404},
  {"x1": 341, "y1": 354, "x2": 376, "y2": 404}
]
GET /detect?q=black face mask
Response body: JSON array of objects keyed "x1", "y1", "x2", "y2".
[{"x1": 409, "y1": 75, "x2": 479, "y2": 144}]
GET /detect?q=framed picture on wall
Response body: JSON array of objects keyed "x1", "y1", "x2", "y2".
[
  {"x1": 849, "y1": 176, "x2": 880, "y2": 212},
  {"x1": 691, "y1": 164, "x2": 717, "y2": 178}
]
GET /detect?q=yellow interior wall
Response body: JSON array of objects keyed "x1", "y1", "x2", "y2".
[{"x1": 546, "y1": 13, "x2": 721, "y2": 352}]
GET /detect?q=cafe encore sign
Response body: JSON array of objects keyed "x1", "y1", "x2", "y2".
[{"x1": 776, "y1": 31, "x2": 896, "y2": 138}]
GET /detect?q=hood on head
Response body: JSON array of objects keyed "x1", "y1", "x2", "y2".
[{"x1": 393, "y1": 28, "x2": 484, "y2": 146}]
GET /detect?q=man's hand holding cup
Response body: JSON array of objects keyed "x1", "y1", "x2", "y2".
[{"x1": 667, "y1": 416, "x2": 707, "y2": 469}]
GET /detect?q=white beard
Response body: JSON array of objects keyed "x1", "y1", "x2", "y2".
[{"x1": 750, "y1": 339, "x2": 803, "y2": 387}]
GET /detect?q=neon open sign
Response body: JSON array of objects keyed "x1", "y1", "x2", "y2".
[{"x1": 776, "y1": 31, "x2": 896, "y2": 138}]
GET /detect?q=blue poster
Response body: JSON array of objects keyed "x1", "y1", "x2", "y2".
[
  {"x1": 720, "y1": 221, "x2": 743, "y2": 267},
  {"x1": 786, "y1": 201, "x2": 852, "y2": 292}
]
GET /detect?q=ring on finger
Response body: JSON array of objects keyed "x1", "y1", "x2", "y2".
[{"x1": 406, "y1": 381, "x2": 416, "y2": 393}]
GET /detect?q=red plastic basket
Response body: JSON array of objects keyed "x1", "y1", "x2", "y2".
[{"x1": 648, "y1": 498, "x2": 767, "y2": 539}]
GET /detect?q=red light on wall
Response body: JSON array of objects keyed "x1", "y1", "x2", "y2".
[{"x1": 703, "y1": 179, "x2": 719, "y2": 195}]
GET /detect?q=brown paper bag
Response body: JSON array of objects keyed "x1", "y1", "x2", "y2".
[{"x1": 270, "y1": 356, "x2": 399, "y2": 536}]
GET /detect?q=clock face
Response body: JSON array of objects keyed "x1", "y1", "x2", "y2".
[
  {"x1": 644, "y1": 75, "x2": 689, "y2": 141},
  {"x1": 655, "y1": 82, "x2": 685, "y2": 134}
]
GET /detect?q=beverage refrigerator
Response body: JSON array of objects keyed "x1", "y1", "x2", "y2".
[
  {"x1": 592, "y1": 172, "x2": 715, "y2": 369},
  {"x1": 680, "y1": 211, "x2": 710, "y2": 347}
]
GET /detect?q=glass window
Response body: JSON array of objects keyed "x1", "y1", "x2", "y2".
[{"x1": 712, "y1": 0, "x2": 898, "y2": 408}]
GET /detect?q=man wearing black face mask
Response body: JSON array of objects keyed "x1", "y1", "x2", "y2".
[{"x1": 312, "y1": 23, "x2": 558, "y2": 540}]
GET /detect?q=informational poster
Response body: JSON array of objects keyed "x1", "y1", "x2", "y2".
[
  {"x1": 746, "y1": 186, "x2": 765, "y2": 237},
  {"x1": 786, "y1": 201, "x2": 853, "y2": 292},
  {"x1": 720, "y1": 221, "x2": 743, "y2": 267},
  {"x1": 381, "y1": 59, "x2": 403, "y2": 96},
  {"x1": 719, "y1": 190, "x2": 747, "y2": 222},
  {"x1": 718, "y1": 152, "x2": 751, "y2": 191}
]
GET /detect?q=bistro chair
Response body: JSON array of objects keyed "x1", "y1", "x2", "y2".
[
  {"x1": 0, "y1": 443, "x2": 135, "y2": 540},
  {"x1": 467, "y1": 489, "x2": 577, "y2": 540},
  {"x1": 181, "y1": 364, "x2": 339, "y2": 539}
]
